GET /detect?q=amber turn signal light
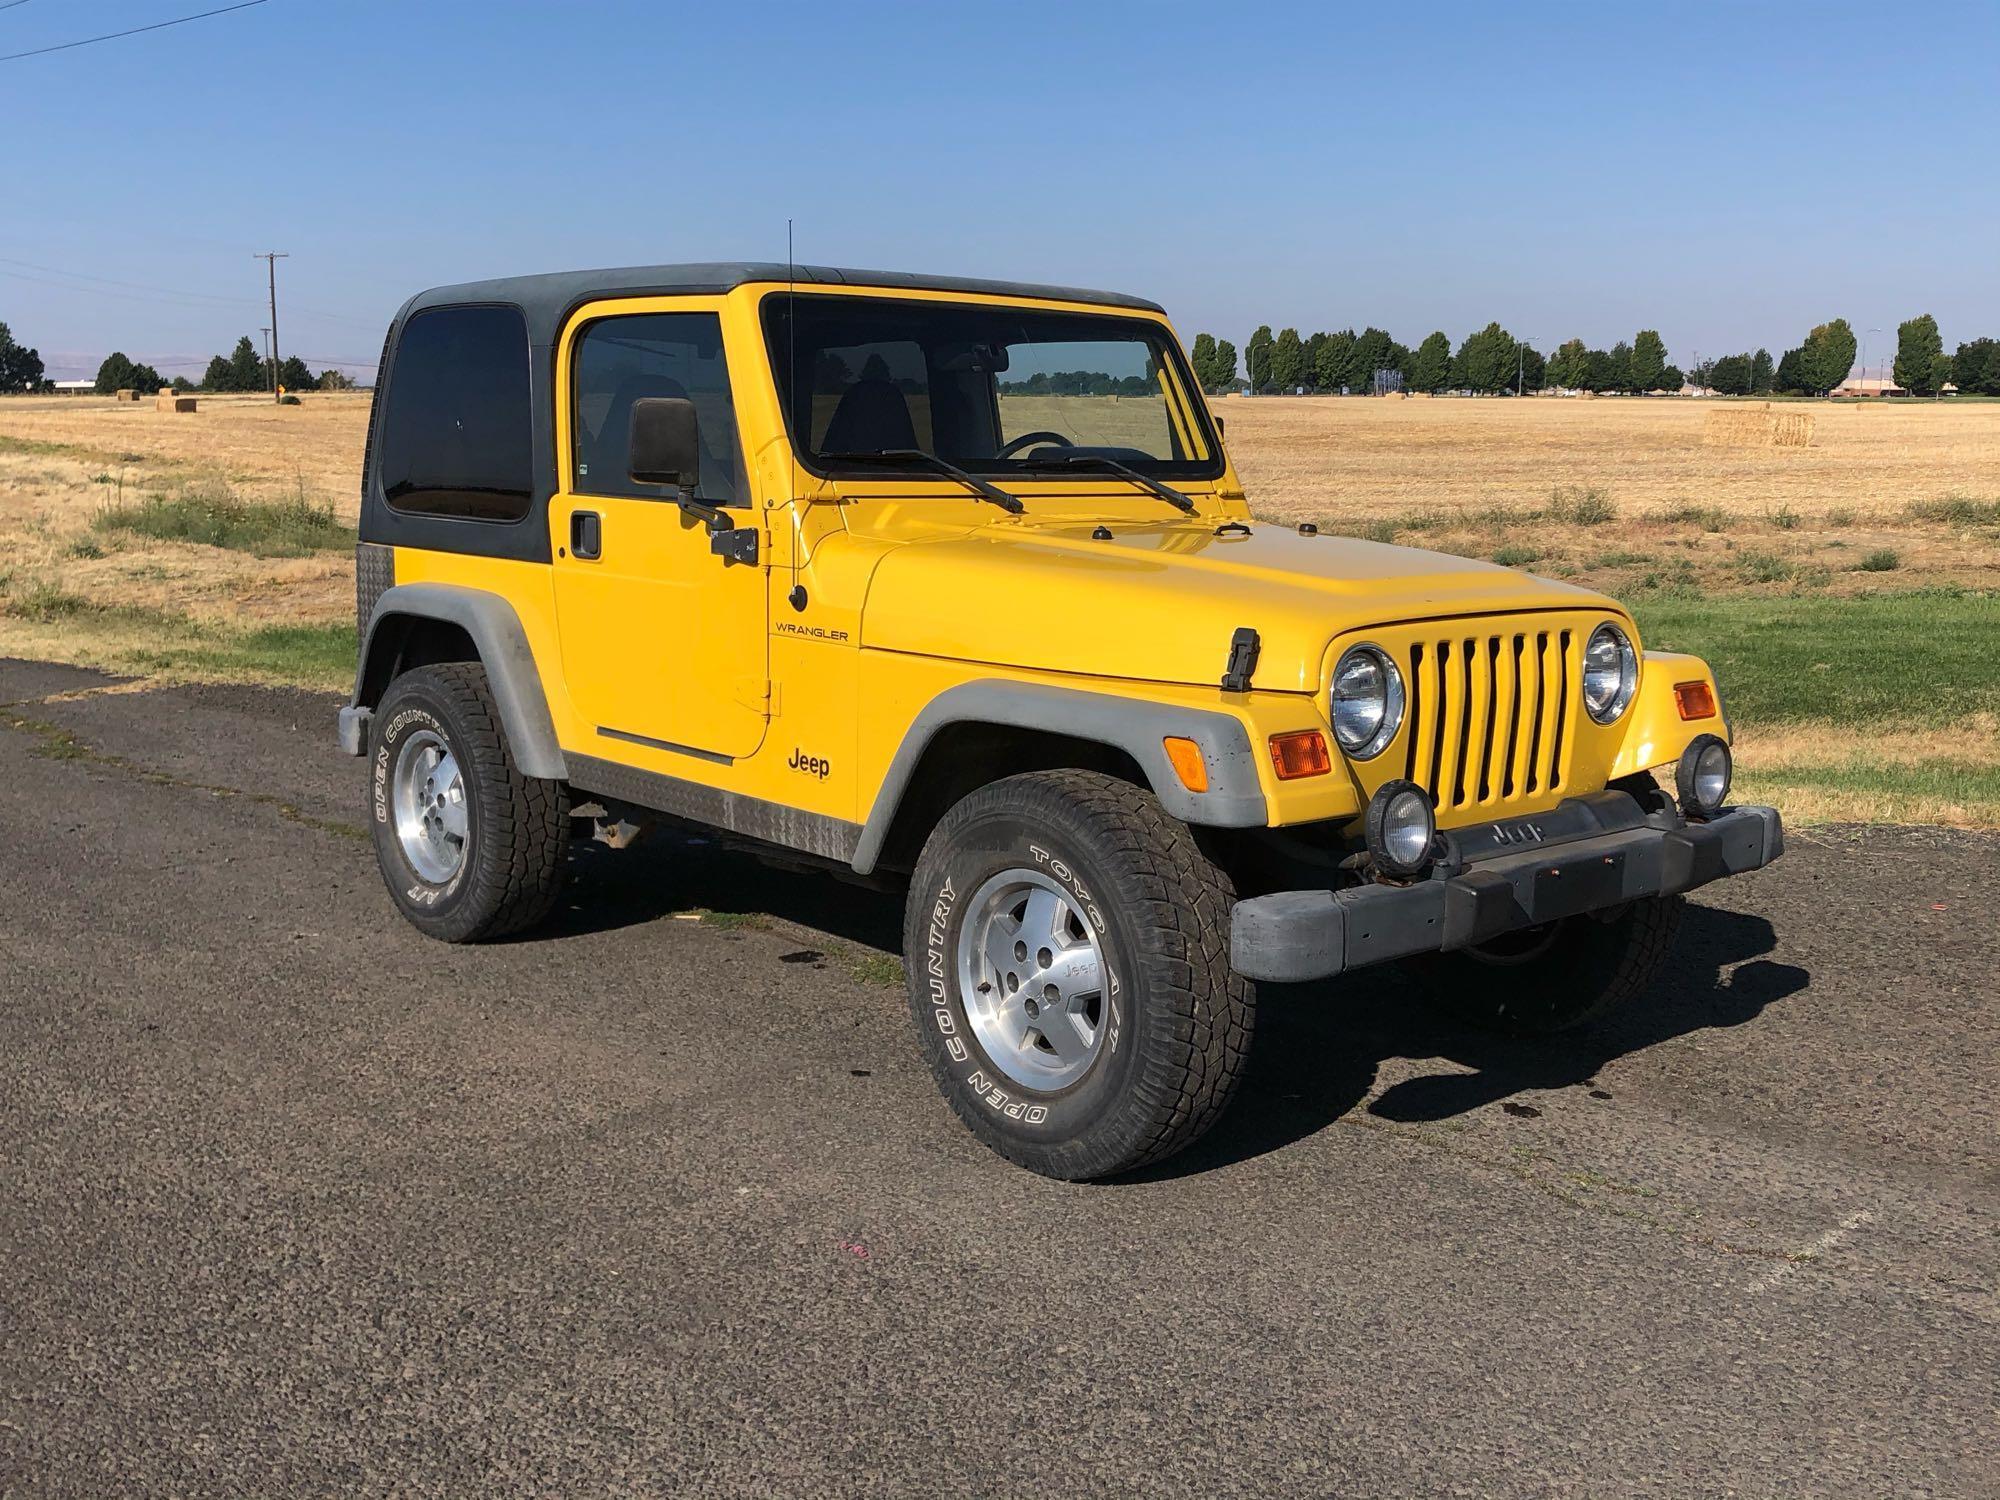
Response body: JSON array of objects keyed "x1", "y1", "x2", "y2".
[
  {"x1": 1162, "y1": 736, "x2": 1209, "y2": 793},
  {"x1": 1674, "y1": 681, "x2": 1717, "y2": 720},
  {"x1": 1268, "y1": 730, "x2": 1332, "y2": 780}
]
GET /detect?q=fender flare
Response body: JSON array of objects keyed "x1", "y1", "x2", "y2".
[
  {"x1": 1605, "y1": 650, "x2": 1727, "y2": 783},
  {"x1": 850, "y1": 679, "x2": 1268, "y2": 875},
  {"x1": 343, "y1": 583, "x2": 567, "y2": 780}
]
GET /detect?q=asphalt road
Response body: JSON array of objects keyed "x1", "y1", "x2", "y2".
[{"x1": 2, "y1": 658, "x2": 1993, "y2": 1498}]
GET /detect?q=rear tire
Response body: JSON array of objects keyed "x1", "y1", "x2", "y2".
[
  {"x1": 369, "y1": 663, "x2": 568, "y2": 943},
  {"x1": 904, "y1": 769, "x2": 1253, "y2": 1180},
  {"x1": 1412, "y1": 894, "x2": 1684, "y2": 1035}
]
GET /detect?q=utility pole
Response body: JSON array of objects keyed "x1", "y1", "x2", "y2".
[
  {"x1": 1517, "y1": 337, "x2": 1536, "y2": 397},
  {"x1": 254, "y1": 252, "x2": 288, "y2": 401},
  {"x1": 260, "y1": 326, "x2": 272, "y2": 376}
]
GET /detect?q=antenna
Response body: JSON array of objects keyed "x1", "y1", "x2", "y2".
[{"x1": 786, "y1": 219, "x2": 807, "y2": 612}]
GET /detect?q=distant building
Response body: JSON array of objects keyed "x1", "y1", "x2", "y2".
[
  {"x1": 51, "y1": 379, "x2": 95, "y2": 395},
  {"x1": 1832, "y1": 375, "x2": 1905, "y2": 398}
]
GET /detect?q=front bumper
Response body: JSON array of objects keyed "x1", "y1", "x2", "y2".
[{"x1": 1230, "y1": 792, "x2": 1783, "y2": 983}]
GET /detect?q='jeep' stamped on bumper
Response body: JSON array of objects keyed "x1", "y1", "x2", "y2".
[{"x1": 1229, "y1": 793, "x2": 1783, "y2": 984}]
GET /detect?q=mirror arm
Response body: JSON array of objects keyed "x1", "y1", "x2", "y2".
[
  {"x1": 675, "y1": 493, "x2": 731, "y2": 531},
  {"x1": 673, "y1": 489, "x2": 759, "y2": 566}
]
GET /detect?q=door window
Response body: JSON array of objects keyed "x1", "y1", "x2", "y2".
[{"x1": 571, "y1": 312, "x2": 745, "y2": 504}]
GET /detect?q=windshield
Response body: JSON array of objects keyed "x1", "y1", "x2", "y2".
[{"x1": 763, "y1": 294, "x2": 1220, "y2": 480}]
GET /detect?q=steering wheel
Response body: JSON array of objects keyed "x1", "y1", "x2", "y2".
[{"x1": 996, "y1": 431, "x2": 1075, "y2": 459}]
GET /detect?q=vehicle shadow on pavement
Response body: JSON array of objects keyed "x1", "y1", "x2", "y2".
[
  {"x1": 539, "y1": 838, "x2": 1809, "y2": 1183},
  {"x1": 534, "y1": 836, "x2": 905, "y2": 950},
  {"x1": 1124, "y1": 904, "x2": 1810, "y2": 1181}
]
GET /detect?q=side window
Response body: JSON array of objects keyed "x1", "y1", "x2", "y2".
[
  {"x1": 572, "y1": 312, "x2": 745, "y2": 503},
  {"x1": 378, "y1": 305, "x2": 533, "y2": 521}
]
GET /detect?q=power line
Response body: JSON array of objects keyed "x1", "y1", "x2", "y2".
[
  {"x1": 0, "y1": 1, "x2": 38, "y2": 13},
  {"x1": 0, "y1": 0, "x2": 268, "y2": 64},
  {"x1": 0, "y1": 254, "x2": 269, "y2": 308},
  {"x1": 0, "y1": 261, "x2": 381, "y2": 328}
]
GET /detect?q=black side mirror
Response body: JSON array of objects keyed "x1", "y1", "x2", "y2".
[{"x1": 629, "y1": 396, "x2": 700, "y2": 490}]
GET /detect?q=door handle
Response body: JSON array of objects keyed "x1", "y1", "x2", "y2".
[{"x1": 570, "y1": 509, "x2": 602, "y2": 560}]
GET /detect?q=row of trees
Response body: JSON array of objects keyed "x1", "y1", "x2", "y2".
[
  {"x1": 97, "y1": 337, "x2": 347, "y2": 395},
  {"x1": 1893, "y1": 315, "x2": 2000, "y2": 397},
  {"x1": 0, "y1": 322, "x2": 47, "y2": 393},
  {"x1": 999, "y1": 370, "x2": 1157, "y2": 397},
  {"x1": 1947, "y1": 338, "x2": 2000, "y2": 397},
  {"x1": 1192, "y1": 312, "x2": 1998, "y2": 398},
  {"x1": 1543, "y1": 332, "x2": 1679, "y2": 395},
  {"x1": 1197, "y1": 323, "x2": 1682, "y2": 396},
  {"x1": 1693, "y1": 349, "x2": 1776, "y2": 396},
  {"x1": 2, "y1": 315, "x2": 353, "y2": 396}
]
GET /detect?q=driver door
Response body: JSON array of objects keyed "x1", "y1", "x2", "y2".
[{"x1": 551, "y1": 300, "x2": 769, "y2": 762}]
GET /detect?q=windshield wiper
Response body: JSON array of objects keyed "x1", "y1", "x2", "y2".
[
  {"x1": 820, "y1": 449, "x2": 1024, "y2": 514},
  {"x1": 1021, "y1": 453, "x2": 1196, "y2": 514}
]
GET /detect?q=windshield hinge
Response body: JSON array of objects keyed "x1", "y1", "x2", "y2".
[{"x1": 1220, "y1": 627, "x2": 1261, "y2": 693}]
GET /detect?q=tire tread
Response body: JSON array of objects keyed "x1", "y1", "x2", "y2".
[
  {"x1": 373, "y1": 663, "x2": 568, "y2": 943},
  {"x1": 908, "y1": 769, "x2": 1253, "y2": 1179}
]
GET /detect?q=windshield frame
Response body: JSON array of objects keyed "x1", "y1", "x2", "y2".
[{"x1": 758, "y1": 290, "x2": 1226, "y2": 486}]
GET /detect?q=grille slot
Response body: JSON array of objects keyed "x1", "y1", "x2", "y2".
[{"x1": 1405, "y1": 628, "x2": 1573, "y2": 810}]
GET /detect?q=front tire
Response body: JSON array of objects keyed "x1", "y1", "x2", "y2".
[
  {"x1": 904, "y1": 770, "x2": 1253, "y2": 1180},
  {"x1": 369, "y1": 663, "x2": 569, "y2": 943},
  {"x1": 1411, "y1": 894, "x2": 1684, "y2": 1035}
]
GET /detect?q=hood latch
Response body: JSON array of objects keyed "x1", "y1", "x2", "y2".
[{"x1": 1220, "y1": 627, "x2": 1261, "y2": 693}]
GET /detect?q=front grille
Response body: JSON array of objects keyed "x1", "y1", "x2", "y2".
[{"x1": 1403, "y1": 627, "x2": 1574, "y2": 812}]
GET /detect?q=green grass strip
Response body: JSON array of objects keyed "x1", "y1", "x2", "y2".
[
  {"x1": 4, "y1": 585, "x2": 353, "y2": 688},
  {"x1": 1633, "y1": 590, "x2": 2000, "y2": 726}
]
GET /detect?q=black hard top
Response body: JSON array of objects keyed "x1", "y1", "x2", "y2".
[{"x1": 400, "y1": 263, "x2": 1165, "y2": 347}]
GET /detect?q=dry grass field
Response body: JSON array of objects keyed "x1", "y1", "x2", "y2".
[
  {"x1": 2, "y1": 390, "x2": 1996, "y2": 825},
  {"x1": 0, "y1": 392, "x2": 366, "y2": 629},
  {"x1": 1220, "y1": 394, "x2": 2000, "y2": 596}
]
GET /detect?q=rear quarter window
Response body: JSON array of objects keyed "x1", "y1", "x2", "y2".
[{"x1": 378, "y1": 305, "x2": 533, "y2": 521}]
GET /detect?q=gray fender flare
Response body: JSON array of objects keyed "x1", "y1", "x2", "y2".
[
  {"x1": 850, "y1": 679, "x2": 1268, "y2": 874},
  {"x1": 341, "y1": 583, "x2": 567, "y2": 780}
]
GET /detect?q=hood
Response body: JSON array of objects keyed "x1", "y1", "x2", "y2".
[{"x1": 858, "y1": 517, "x2": 1616, "y2": 692}]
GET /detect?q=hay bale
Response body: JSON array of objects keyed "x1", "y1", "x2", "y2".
[
  {"x1": 114, "y1": 388, "x2": 138, "y2": 402},
  {"x1": 154, "y1": 392, "x2": 197, "y2": 413},
  {"x1": 1702, "y1": 403, "x2": 1814, "y2": 449},
  {"x1": 1769, "y1": 410, "x2": 1814, "y2": 447}
]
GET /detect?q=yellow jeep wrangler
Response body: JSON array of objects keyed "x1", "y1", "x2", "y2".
[{"x1": 338, "y1": 263, "x2": 1781, "y2": 1179}]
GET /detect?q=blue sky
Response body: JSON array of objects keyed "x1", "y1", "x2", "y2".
[{"x1": 5, "y1": 1, "x2": 1995, "y2": 380}]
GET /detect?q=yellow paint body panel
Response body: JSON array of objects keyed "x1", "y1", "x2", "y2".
[
  {"x1": 384, "y1": 278, "x2": 1733, "y2": 847},
  {"x1": 1607, "y1": 651, "x2": 1729, "y2": 782}
]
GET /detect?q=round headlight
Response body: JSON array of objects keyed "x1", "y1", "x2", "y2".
[
  {"x1": 1331, "y1": 644, "x2": 1405, "y2": 759},
  {"x1": 1582, "y1": 623, "x2": 1638, "y2": 724},
  {"x1": 1676, "y1": 733, "x2": 1732, "y2": 818},
  {"x1": 1365, "y1": 778, "x2": 1436, "y2": 878}
]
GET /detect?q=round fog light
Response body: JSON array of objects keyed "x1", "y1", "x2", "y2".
[
  {"x1": 1366, "y1": 778, "x2": 1436, "y2": 878},
  {"x1": 1676, "y1": 734, "x2": 1732, "y2": 818}
]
